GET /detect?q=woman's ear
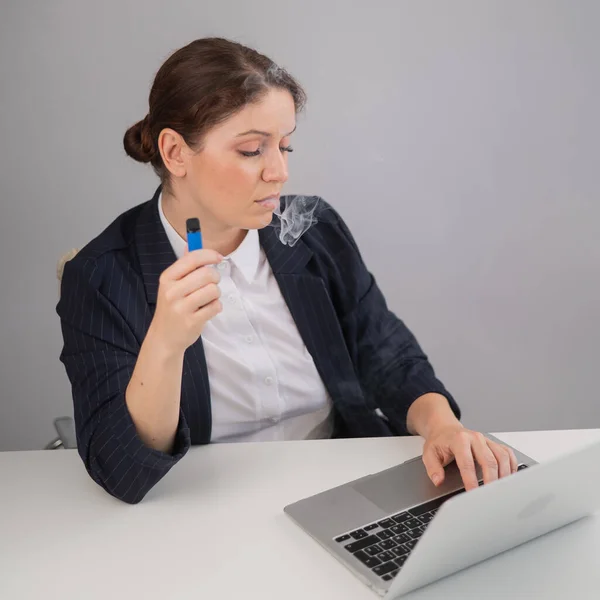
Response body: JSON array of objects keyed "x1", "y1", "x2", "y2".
[{"x1": 158, "y1": 128, "x2": 188, "y2": 179}]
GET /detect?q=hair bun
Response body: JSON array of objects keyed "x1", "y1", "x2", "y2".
[{"x1": 123, "y1": 115, "x2": 156, "y2": 163}]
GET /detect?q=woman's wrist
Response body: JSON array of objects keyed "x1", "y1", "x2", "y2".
[
  {"x1": 407, "y1": 393, "x2": 463, "y2": 439},
  {"x1": 145, "y1": 320, "x2": 187, "y2": 363}
]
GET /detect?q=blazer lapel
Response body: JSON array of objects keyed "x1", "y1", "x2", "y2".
[
  {"x1": 259, "y1": 227, "x2": 366, "y2": 414},
  {"x1": 134, "y1": 187, "x2": 177, "y2": 306},
  {"x1": 133, "y1": 187, "x2": 212, "y2": 444}
]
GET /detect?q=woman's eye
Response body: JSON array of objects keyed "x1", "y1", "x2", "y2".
[{"x1": 239, "y1": 146, "x2": 294, "y2": 157}]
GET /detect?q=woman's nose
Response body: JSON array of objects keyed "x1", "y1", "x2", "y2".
[{"x1": 262, "y1": 151, "x2": 289, "y2": 183}]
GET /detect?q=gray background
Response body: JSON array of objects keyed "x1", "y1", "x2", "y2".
[{"x1": 1, "y1": 0, "x2": 598, "y2": 451}]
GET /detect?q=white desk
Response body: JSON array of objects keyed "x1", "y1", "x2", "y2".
[{"x1": 2, "y1": 429, "x2": 600, "y2": 599}]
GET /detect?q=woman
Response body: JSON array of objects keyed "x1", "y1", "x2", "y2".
[{"x1": 57, "y1": 37, "x2": 517, "y2": 504}]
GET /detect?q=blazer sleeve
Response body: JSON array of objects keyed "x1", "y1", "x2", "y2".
[
  {"x1": 57, "y1": 254, "x2": 191, "y2": 504},
  {"x1": 331, "y1": 210, "x2": 461, "y2": 434}
]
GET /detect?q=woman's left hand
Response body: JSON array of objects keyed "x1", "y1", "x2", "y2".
[{"x1": 422, "y1": 425, "x2": 519, "y2": 491}]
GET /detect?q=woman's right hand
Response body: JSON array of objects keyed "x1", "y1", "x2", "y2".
[{"x1": 149, "y1": 249, "x2": 224, "y2": 353}]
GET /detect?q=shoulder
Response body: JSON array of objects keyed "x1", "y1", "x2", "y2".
[
  {"x1": 277, "y1": 194, "x2": 361, "y2": 257},
  {"x1": 74, "y1": 201, "x2": 148, "y2": 264},
  {"x1": 60, "y1": 200, "x2": 150, "y2": 294},
  {"x1": 274, "y1": 195, "x2": 371, "y2": 316},
  {"x1": 274, "y1": 195, "x2": 362, "y2": 266}
]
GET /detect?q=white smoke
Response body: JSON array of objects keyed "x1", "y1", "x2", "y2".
[{"x1": 271, "y1": 195, "x2": 325, "y2": 246}]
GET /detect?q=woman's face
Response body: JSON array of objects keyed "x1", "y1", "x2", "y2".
[{"x1": 168, "y1": 88, "x2": 296, "y2": 231}]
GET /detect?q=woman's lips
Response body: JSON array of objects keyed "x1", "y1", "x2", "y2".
[{"x1": 255, "y1": 195, "x2": 279, "y2": 210}]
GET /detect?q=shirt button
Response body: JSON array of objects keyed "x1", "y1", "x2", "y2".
[
  {"x1": 264, "y1": 376, "x2": 274, "y2": 386},
  {"x1": 228, "y1": 293, "x2": 237, "y2": 303},
  {"x1": 245, "y1": 335, "x2": 254, "y2": 344},
  {"x1": 270, "y1": 416, "x2": 279, "y2": 424},
  {"x1": 217, "y1": 262, "x2": 228, "y2": 271}
]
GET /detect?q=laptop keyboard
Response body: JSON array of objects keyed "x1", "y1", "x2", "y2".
[{"x1": 334, "y1": 463, "x2": 529, "y2": 582}]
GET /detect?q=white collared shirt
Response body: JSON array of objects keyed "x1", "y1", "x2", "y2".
[{"x1": 158, "y1": 195, "x2": 334, "y2": 442}]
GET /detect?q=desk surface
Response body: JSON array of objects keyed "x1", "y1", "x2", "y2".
[{"x1": 2, "y1": 429, "x2": 600, "y2": 599}]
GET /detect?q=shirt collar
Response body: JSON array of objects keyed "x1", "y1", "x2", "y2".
[
  {"x1": 158, "y1": 192, "x2": 261, "y2": 283},
  {"x1": 227, "y1": 227, "x2": 260, "y2": 283}
]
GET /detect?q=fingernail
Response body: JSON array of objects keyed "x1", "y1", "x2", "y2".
[{"x1": 432, "y1": 474, "x2": 441, "y2": 486}]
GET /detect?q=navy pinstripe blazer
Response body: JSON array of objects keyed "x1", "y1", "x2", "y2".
[{"x1": 57, "y1": 187, "x2": 459, "y2": 504}]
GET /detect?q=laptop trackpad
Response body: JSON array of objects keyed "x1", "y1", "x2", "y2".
[{"x1": 352, "y1": 459, "x2": 465, "y2": 514}]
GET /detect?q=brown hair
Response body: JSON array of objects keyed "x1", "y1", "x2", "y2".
[{"x1": 123, "y1": 37, "x2": 306, "y2": 182}]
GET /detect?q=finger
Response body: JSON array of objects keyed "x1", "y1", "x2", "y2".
[
  {"x1": 183, "y1": 283, "x2": 221, "y2": 312},
  {"x1": 452, "y1": 432, "x2": 479, "y2": 491},
  {"x1": 161, "y1": 250, "x2": 223, "y2": 282},
  {"x1": 487, "y1": 441, "x2": 512, "y2": 479},
  {"x1": 506, "y1": 446, "x2": 519, "y2": 473},
  {"x1": 174, "y1": 266, "x2": 221, "y2": 297},
  {"x1": 471, "y1": 433, "x2": 499, "y2": 485},
  {"x1": 422, "y1": 446, "x2": 446, "y2": 487},
  {"x1": 193, "y1": 298, "x2": 223, "y2": 322}
]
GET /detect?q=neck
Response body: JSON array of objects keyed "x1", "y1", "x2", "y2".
[{"x1": 161, "y1": 190, "x2": 247, "y2": 257}]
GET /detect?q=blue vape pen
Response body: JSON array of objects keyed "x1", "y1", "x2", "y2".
[{"x1": 186, "y1": 218, "x2": 203, "y2": 251}]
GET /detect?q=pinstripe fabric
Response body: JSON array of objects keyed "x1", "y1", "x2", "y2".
[{"x1": 57, "y1": 187, "x2": 459, "y2": 503}]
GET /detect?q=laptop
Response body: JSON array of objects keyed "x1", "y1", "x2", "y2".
[{"x1": 284, "y1": 433, "x2": 600, "y2": 597}]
